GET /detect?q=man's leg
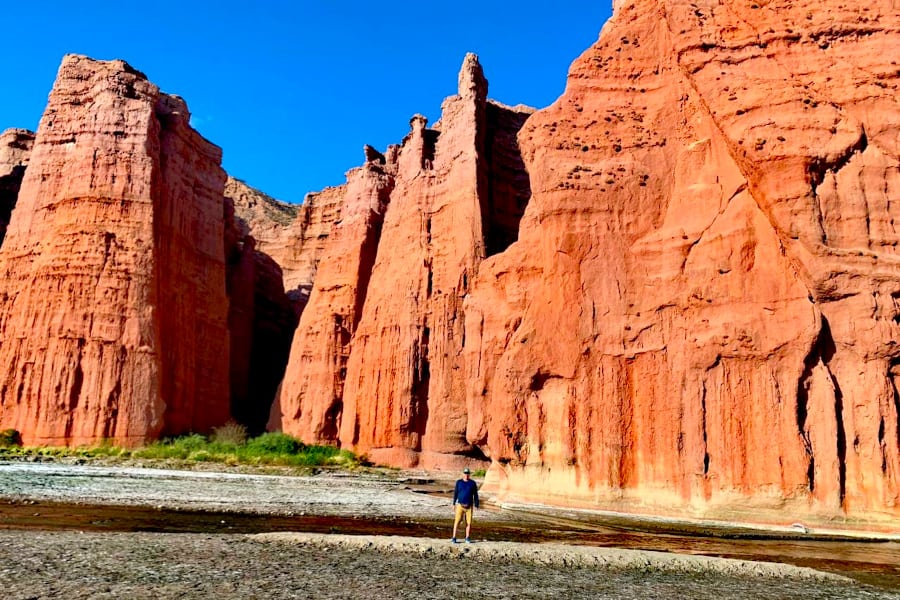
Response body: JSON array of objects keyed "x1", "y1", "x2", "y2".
[
  {"x1": 452, "y1": 504, "x2": 463, "y2": 541},
  {"x1": 465, "y1": 508, "x2": 473, "y2": 541}
]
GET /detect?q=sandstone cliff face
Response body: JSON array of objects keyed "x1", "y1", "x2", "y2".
[
  {"x1": 224, "y1": 178, "x2": 339, "y2": 433},
  {"x1": 465, "y1": 0, "x2": 900, "y2": 528},
  {"x1": 276, "y1": 186, "x2": 346, "y2": 312},
  {"x1": 226, "y1": 176, "x2": 343, "y2": 314},
  {"x1": 225, "y1": 177, "x2": 298, "y2": 254},
  {"x1": 278, "y1": 55, "x2": 533, "y2": 468},
  {"x1": 0, "y1": 129, "x2": 34, "y2": 246},
  {"x1": 275, "y1": 159, "x2": 391, "y2": 443},
  {"x1": 0, "y1": 55, "x2": 230, "y2": 445},
  {"x1": 224, "y1": 202, "x2": 298, "y2": 436}
]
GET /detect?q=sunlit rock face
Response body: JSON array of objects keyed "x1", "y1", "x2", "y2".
[
  {"x1": 278, "y1": 54, "x2": 533, "y2": 470},
  {"x1": 225, "y1": 176, "x2": 344, "y2": 314},
  {"x1": 0, "y1": 55, "x2": 231, "y2": 445},
  {"x1": 465, "y1": 0, "x2": 900, "y2": 529}
]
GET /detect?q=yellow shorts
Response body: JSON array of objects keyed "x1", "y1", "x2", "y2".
[{"x1": 454, "y1": 503, "x2": 474, "y2": 527}]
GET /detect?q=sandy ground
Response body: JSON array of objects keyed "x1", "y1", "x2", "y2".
[
  {"x1": 1, "y1": 460, "x2": 899, "y2": 599},
  {"x1": 0, "y1": 530, "x2": 895, "y2": 600}
]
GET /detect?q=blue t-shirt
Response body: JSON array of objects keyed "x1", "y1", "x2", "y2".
[{"x1": 453, "y1": 478, "x2": 479, "y2": 508}]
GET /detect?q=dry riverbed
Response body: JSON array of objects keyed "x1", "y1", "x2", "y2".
[{"x1": 1, "y1": 459, "x2": 898, "y2": 599}]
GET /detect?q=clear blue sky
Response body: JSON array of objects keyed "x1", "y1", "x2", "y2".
[{"x1": 2, "y1": 2, "x2": 612, "y2": 203}]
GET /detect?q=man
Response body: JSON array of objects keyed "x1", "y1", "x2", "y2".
[{"x1": 451, "y1": 467, "x2": 479, "y2": 543}]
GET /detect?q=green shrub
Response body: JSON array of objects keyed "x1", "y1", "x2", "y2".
[
  {"x1": 0, "y1": 429, "x2": 22, "y2": 447},
  {"x1": 211, "y1": 422, "x2": 248, "y2": 446},
  {"x1": 173, "y1": 433, "x2": 210, "y2": 451},
  {"x1": 245, "y1": 432, "x2": 306, "y2": 455},
  {"x1": 189, "y1": 450, "x2": 214, "y2": 462},
  {"x1": 131, "y1": 434, "x2": 208, "y2": 460},
  {"x1": 2, "y1": 430, "x2": 359, "y2": 469}
]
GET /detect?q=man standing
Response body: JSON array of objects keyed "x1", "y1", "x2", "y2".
[{"x1": 451, "y1": 467, "x2": 479, "y2": 543}]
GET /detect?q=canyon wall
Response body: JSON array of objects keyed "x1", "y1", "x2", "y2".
[
  {"x1": 225, "y1": 178, "x2": 346, "y2": 433},
  {"x1": 464, "y1": 0, "x2": 900, "y2": 529},
  {"x1": 226, "y1": 176, "x2": 344, "y2": 314},
  {"x1": 0, "y1": 55, "x2": 231, "y2": 445},
  {"x1": 0, "y1": 129, "x2": 34, "y2": 245},
  {"x1": 1, "y1": 0, "x2": 897, "y2": 530},
  {"x1": 224, "y1": 202, "x2": 298, "y2": 435},
  {"x1": 278, "y1": 55, "x2": 533, "y2": 469}
]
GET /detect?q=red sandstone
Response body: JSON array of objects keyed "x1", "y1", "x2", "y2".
[
  {"x1": 278, "y1": 55, "x2": 532, "y2": 470},
  {"x1": 0, "y1": 129, "x2": 34, "y2": 245},
  {"x1": 2, "y1": 0, "x2": 899, "y2": 532},
  {"x1": 465, "y1": 0, "x2": 900, "y2": 529},
  {"x1": 0, "y1": 56, "x2": 230, "y2": 445}
]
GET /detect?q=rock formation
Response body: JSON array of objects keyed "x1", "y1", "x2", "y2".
[
  {"x1": 225, "y1": 176, "x2": 298, "y2": 256},
  {"x1": 226, "y1": 176, "x2": 344, "y2": 314},
  {"x1": 0, "y1": 129, "x2": 34, "y2": 246},
  {"x1": 2, "y1": 0, "x2": 898, "y2": 531},
  {"x1": 464, "y1": 0, "x2": 900, "y2": 529},
  {"x1": 275, "y1": 153, "x2": 392, "y2": 446},
  {"x1": 0, "y1": 55, "x2": 231, "y2": 445},
  {"x1": 224, "y1": 197, "x2": 297, "y2": 435},
  {"x1": 278, "y1": 55, "x2": 533, "y2": 469}
]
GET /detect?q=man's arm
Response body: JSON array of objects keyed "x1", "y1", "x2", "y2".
[
  {"x1": 473, "y1": 483, "x2": 480, "y2": 509},
  {"x1": 452, "y1": 480, "x2": 460, "y2": 505}
]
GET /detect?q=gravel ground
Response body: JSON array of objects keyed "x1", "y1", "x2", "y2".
[
  {"x1": 1, "y1": 531, "x2": 896, "y2": 600},
  {"x1": 1, "y1": 460, "x2": 899, "y2": 599},
  {"x1": 0, "y1": 461, "x2": 464, "y2": 519}
]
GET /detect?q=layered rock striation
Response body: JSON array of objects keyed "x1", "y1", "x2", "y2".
[
  {"x1": 0, "y1": 55, "x2": 231, "y2": 445},
  {"x1": 3, "y1": 0, "x2": 898, "y2": 530},
  {"x1": 464, "y1": 0, "x2": 900, "y2": 528},
  {"x1": 278, "y1": 55, "x2": 533, "y2": 469},
  {"x1": 226, "y1": 176, "x2": 344, "y2": 314},
  {"x1": 224, "y1": 198, "x2": 298, "y2": 435}
]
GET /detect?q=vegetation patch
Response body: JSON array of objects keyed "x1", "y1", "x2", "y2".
[
  {"x1": 0, "y1": 429, "x2": 23, "y2": 447},
  {"x1": 0, "y1": 430, "x2": 359, "y2": 469}
]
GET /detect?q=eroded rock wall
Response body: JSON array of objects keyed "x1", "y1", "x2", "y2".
[
  {"x1": 279, "y1": 55, "x2": 533, "y2": 468},
  {"x1": 0, "y1": 129, "x2": 34, "y2": 246},
  {"x1": 465, "y1": 0, "x2": 900, "y2": 528},
  {"x1": 223, "y1": 181, "x2": 301, "y2": 435},
  {"x1": 0, "y1": 55, "x2": 230, "y2": 445},
  {"x1": 276, "y1": 160, "x2": 391, "y2": 442},
  {"x1": 225, "y1": 176, "x2": 344, "y2": 315},
  {"x1": 224, "y1": 178, "x2": 341, "y2": 434}
]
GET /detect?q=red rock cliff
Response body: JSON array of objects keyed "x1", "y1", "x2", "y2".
[
  {"x1": 276, "y1": 154, "x2": 392, "y2": 444},
  {"x1": 224, "y1": 203, "x2": 298, "y2": 436},
  {"x1": 0, "y1": 129, "x2": 34, "y2": 246},
  {"x1": 279, "y1": 55, "x2": 533, "y2": 468},
  {"x1": 0, "y1": 55, "x2": 230, "y2": 445},
  {"x1": 465, "y1": 0, "x2": 900, "y2": 529},
  {"x1": 224, "y1": 177, "x2": 341, "y2": 434},
  {"x1": 225, "y1": 176, "x2": 344, "y2": 315}
]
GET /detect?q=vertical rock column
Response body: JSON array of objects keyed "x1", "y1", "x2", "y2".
[
  {"x1": 0, "y1": 55, "x2": 229, "y2": 445},
  {"x1": 154, "y1": 94, "x2": 231, "y2": 436},
  {"x1": 336, "y1": 55, "x2": 492, "y2": 468},
  {"x1": 278, "y1": 156, "x2": 393, "y2": 443},
  {"x1": 278, "y1": 54, "x2": 532, "y2": 469}
]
